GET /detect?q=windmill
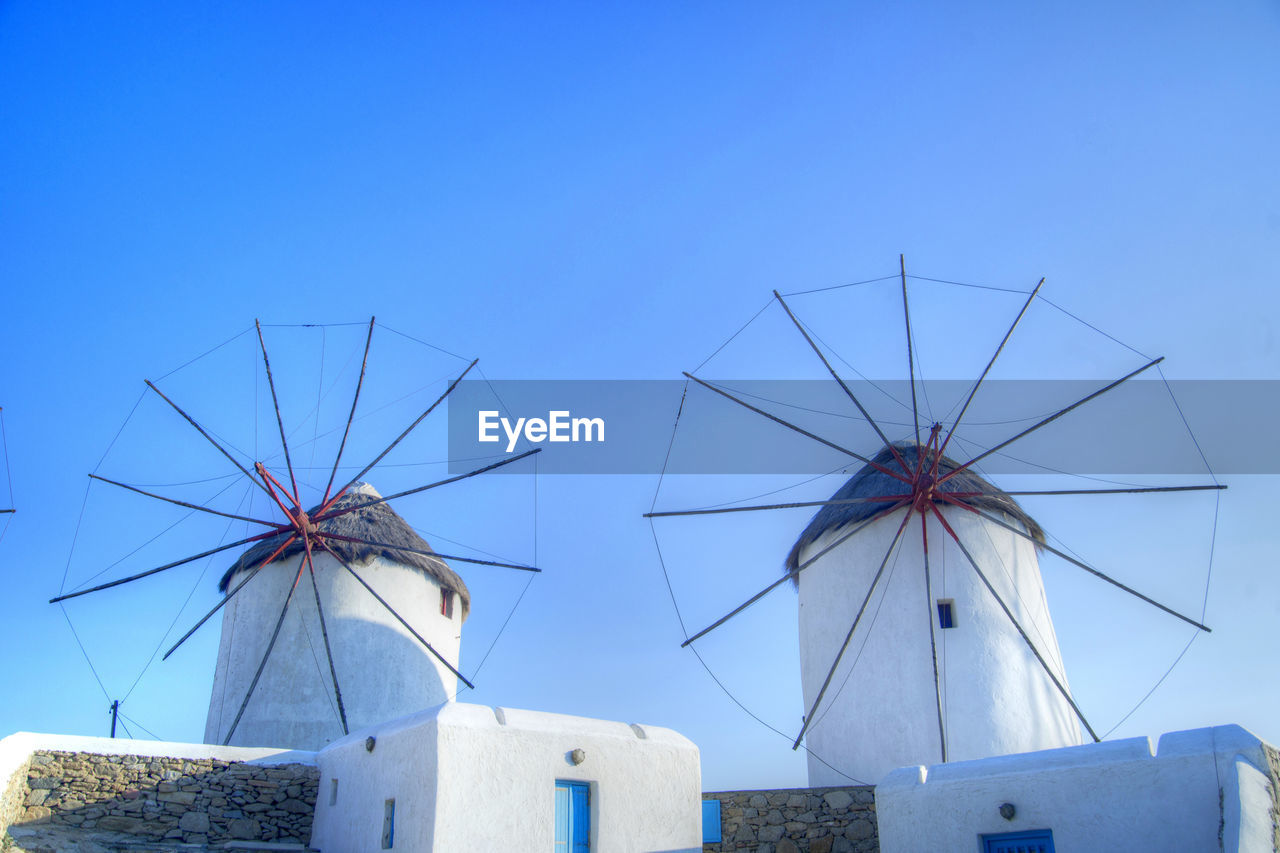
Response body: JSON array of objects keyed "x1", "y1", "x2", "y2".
[
  {"x1": 51, "y1": 318, "x2": 541, "y2": 749},
  {"x1": 647, "y1": 258, "x2": 1222, "y2": 784}
]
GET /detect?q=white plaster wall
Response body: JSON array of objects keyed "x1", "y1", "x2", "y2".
[
  {"x1": 205, "y1": 549, "x2": 462, "y2": 751},
  {"x1": 308, "y1": 706, "x2": 440, "y2": 853},
  {"x1": 798, "y1": 505, "x2": 1081, "y2": 786},
  {"x1": 310, "y1": 702, "x2": 702, "y2": 853},
  {"x1": 1224, "y1": 752, "x2": 1274, "y2": 853},
  {"x1": 876, "y1": 724, "x2": 1274, "y2": 853}
]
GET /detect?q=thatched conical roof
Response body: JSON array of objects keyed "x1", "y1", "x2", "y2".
[
  {"x1": 219, "y1": 483, "x2": 470, "y2": 617},
  {"x1": 785, "y1": 442, "x2": 1044, "y2": 574}
]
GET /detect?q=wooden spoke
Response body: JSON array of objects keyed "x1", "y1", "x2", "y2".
[
  {"x1": 995, "y1": 485, "x2": 1226, "y2": 497},
  {"x1": 255, "y1": 320, "x2": 300, "y2": 504},
  {"x1": 88, "y1": 474, "x2": 277, "y2": 527},
  {"x1": 222, "y1": 555, "x2": 309, "y2": 745},
  {"x1": 50, "y1": 528, "x2": 289, "y2": 604},
  {"x1": 326, "y1": 358, "x2": 479, "y2": 512},
  {"x1": 773, "y1": 290, "x2": 911, "y2": 476},
  {"x1": 939, "y1": 495, "x2": 1210, "y2": 632},
  {"x1": 315, "y1": 448, "x2": 541, "y2": 523},
  {"x1": 254, "y1": 463, "x2": 297, "y2": 520},
  {"x1": 928, "y1": 502, "x2": 1099, "y2": 742},
  {"x1": 681, "y1": 502, "x2": 908, "y2": 648},
  {"x1": 645, "y1": 494, "x2": 918, "y2": 520},
  {"x1": 900, "y1": 255, "x2": 920, "y2": 445},
  {"x1": 318, "y1": 531, "x2": 540, "y2": 572},
  {"x1": 920, "y1": 513, "x2": 947, "y2": 763},
  {"x1": 935, "y1": 278, "x2": 1043, "y2": 466},
  {"x1": 793, "y1": 508, "x2": 912, "y2": 749},
  {"x1": 144, "y1": 380, "x2": 273, "y2": 501},
  {"x1": 940, "y1": 357, "x2": 1164, "y2": 485},
  {"x1": 323, "y1": 317, "x2": 376, "y2": 505},
  {"x1": 682, "y1": 372, "x2": 913, "y2": 484},
  {"x1": 315, "y1": 538, "x2": 474, "y2": 690},
  {"x1": 161, "y1": 533, "x2": 300, "y2": 660},
  {"x1": 303, "y1": 543, "x2": 349, "y2": 736}
]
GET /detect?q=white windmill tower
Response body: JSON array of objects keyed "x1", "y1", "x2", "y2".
[
  {"x1": 652, "y1": 262, "x2": 1217, "y2": 785},
  {"x1": 788, "y1": 442, "x2": 1081, "y2": 785},
  {"x1": 50, "y1": 318, "x2": 542, "y2": 750},
  {"x1": 205, "y1": 483, "x2": 471, "y2": 750}
]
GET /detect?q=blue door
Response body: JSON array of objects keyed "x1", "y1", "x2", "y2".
[
  {"x1": 555, "y1": 781, "x2": 590, "y2": 852},
  {"x1": 702, "y1": 799, "x2": 722, "y2": 843},
  {"x1": 982, "y1": 829, "x2": 1055, "y2": 853}
]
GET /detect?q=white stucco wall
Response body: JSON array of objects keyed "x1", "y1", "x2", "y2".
[
  {"x1": 875, "y1": 724, "x2": 1276, "y2": 853},
  {"x1": 798, "y1": 504, "x2": 1081, "y2": 786},
  {"x1": 310, "y1": 702, "x2": 702, "y2": 853},
  {"x1": 1224, "y1": 752, "x2": 1275, "y2": 853},
  {"x1": 206, "y1": 548, "x2": 462, "y2": 751}
]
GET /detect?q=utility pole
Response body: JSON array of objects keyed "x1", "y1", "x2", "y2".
[{"x1": 109, "y1": 700, "x2": 119, "y2": 738}]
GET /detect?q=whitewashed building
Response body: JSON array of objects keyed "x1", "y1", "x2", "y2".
[
  {"x1": 310, "y1": 702, "x2": 703, "y2": 853},
  {"x1": 875, "y1": 723, "x2": 1278, "y2": 853}
]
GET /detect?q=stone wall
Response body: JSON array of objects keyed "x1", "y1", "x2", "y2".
[
  {"x1": 0, "y1": 755, "x2": 32, "y2": 838},
  {"x1": 1264, "y1": 743, "x2": 1280, "y2": 852},
  {"x1": 703, "y1": 786, "x2": 878, "y2": 853},
  {"x1": 8, "y1": 750, "x2": 318, "y2": 846}
]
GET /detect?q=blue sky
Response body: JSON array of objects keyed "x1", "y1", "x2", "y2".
[{"x1": 1, "y1": 2, "x2": 1277, "y2": 790}]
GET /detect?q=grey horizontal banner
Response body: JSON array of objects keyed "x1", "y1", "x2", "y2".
[{"x1": 445, "y1": 380, "x2": 1277, "y2": 475}]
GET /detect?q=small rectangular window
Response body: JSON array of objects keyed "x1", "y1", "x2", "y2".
[
  {"x1": 937, "y1": 599, "x2": 955, "y2": 629},
  {"x1": 329, "y1": 778, "x2": 339, "y2": 806},
  {"x1": 440, "y1": 589, "x2": 454, "y2": 619},
  {"x1": 382, "y1": 798, "x2": 395, "y2": 849}
]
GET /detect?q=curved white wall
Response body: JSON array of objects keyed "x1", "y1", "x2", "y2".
[
  {"x1": 205, "y1": 551, "x2": 462, "y2": 750},
  {"x1": 875, "y1": 725, "x2": 1275, "y2": 853},
  {"x1": 797, "y1": 504, "x2": 1081, "y2": 786}
]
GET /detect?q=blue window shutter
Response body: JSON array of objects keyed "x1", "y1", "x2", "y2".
[
  {"x1": 571, "y1": 783, "x2": 590, "y2": 853},
  {"x1": 982, "y1": 829, "x2": 1055, "y2": 853},
  {"x1": 556, "y1": 781, "x2": 590, "y2": 851},
  {"x1": 937, "y1": 599, "x2": 955, "y2": 629},
  {"x1": 702, "y1": 799, "x2": 722, "y2": 843},
  {"x1": 554, "y1": 785, "x2": 570, "y2": 851}
]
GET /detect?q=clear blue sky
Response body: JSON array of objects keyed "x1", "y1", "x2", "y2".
[{"x1": 1, "y1": 2, "x2": 1277, "y2": 790}]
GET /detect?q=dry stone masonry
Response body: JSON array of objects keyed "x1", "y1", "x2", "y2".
[
  {"x1": 703, "y1": 785, "x2": 878, "y2": 853},
  {"x1": 7, "y1": 750, "x2": 317, "y2": 846},
  {"x1": 1265, "y1": 743, "x2": 1280, "y2": 852},
  {"x1": 0, "y1": 757, "x2": 30, "y2": 840}
]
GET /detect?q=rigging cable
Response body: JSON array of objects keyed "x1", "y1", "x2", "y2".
[
  {"x1": 649, "y1": 380, "x2": 870, "y2": 785},
  {"x1": 0, "y1": 406, "x2": 14, "y2": 544},
  {"x1": 455, "y1": 451, "x2": 540, "y2": 696},
  {"x1": 657, "y1": 269, "x2": 1221, "y2": 763},
  {"x1": 1097, "y1": 364, "x2": 1220, "y2": 738},
  {"x1": 692, "y1": 298, "x2": 774, "y2": 374},
  {"x1": 118, "y1": 711, "x2": 162, "y2": 741}
]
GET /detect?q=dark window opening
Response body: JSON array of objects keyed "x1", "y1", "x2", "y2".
[
  {"x1": 937, "y1": 599, "x2": 955, "y2": 629},
  {"x1": 440, "y1": 588, "x2": 454, "y2": 619}
]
